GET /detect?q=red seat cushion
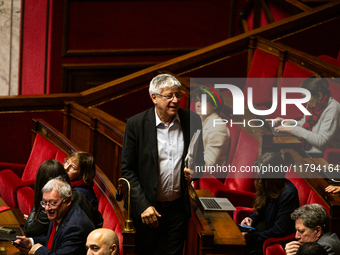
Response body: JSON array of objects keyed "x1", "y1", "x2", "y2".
[
  {"x1": 323, "y1": 148, "x2": 340, "y2": 165},
  {"x1": 207, "y1": 129, "x2": 258, "y2": 208},
  {"x1": 246, "y1": 1, "x2": 291, "y2": 31},
  {"x1": 94, "y1": 185, "x2": 123, "y2": 255},
  {"x1": 0, "y1": 134, "x2": 65, "y2": 208},
  {"x1": 307, "y1": 190, "x2": 330, "y2": 214},
  {"x1": 328, "y1": 81, "x2": 340, "y2": 103},
  {"x1": 0, "y1": 170, "x2": 28, "y2": 208},
  {"x1": 286, "y1": 171, "x2": 311, "y2": 206},
  {"x1": 318, "y1": 55, "x2": 340, "y2": 67},
  {"x1": 244, "y1": 49, "x2": 279, "y2": 108},
  {"x1": 17, "y1": 186, "x2": 35, "y2": 216},
  {"x1": 194, "y1": 122, "x2": 241, "y2": 191},
  {"x1": 22, "y1": 134, "x2": 61, "y2": 182},
  {"x1": 226, "y1": 123, "x2": 242, "y2": 166},
  {"x1": 264, "y1": 242, "x2": 287, "y2": 255},
  {"x1": 223, "y1": 129, "x2": 258, "y2": 192},
  {"x1": 272, "y1": 62, "x2": 313, "y2": 120},
  {"x1": 233, "y1": 206, "x2": 254, "y2": 224}
]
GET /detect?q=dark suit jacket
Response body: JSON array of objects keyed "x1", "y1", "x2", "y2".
[
  {"x1": 121, "y1": 107, "x2": 204, "y2": 219},
  {"x1": 318, "y1": 232, "x2": 340, "y2": 255},
  {"x1": 33, "y1": 203, "x2": 95, "y2": 255}
]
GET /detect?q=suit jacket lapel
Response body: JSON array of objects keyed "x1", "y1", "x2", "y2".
[
  {"x1": 178, "y1": 109, "x2": 190, "y2": 161},
  {"x1": 146, "y1": 107, "x2": 158, "y2": 169},
  {"x1": 52, "y1": 204, "x2": 74, "y2": 246}
]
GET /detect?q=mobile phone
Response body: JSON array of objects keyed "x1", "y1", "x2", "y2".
[
  {"x1": 7, "y1": 239, "x2": 29, "y2": 250},
  {"x1": 237, "y1": 224, "x2": 255, "y2": 231}
]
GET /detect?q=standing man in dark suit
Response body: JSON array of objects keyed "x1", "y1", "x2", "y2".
[
  {"x1": 14, "y1": 176, "x2": 95, "y2": 254},
  {"x1": 121, "y1": 73, "x2": 204, "y2": 255}
]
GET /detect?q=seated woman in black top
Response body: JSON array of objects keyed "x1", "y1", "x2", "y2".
[{"x1": 240, "y1": 152, "x2": 299, "y2": 255}]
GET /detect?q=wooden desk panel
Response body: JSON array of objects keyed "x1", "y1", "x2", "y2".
[
  {"x1": 188, "y1": 190, "x2": 246, "y2": 255},
  {"x1": 0, "y1": 198, "x2": 25, "y2": 254}
]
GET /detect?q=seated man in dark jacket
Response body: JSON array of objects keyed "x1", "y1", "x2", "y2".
[{"x1": 14, "y1": 176, "x2": 95, "y2": 255}]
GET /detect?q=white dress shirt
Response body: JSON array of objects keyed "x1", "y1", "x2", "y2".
[{"x1": 155, "y1": 109, "x2": 184, "y2": 202}]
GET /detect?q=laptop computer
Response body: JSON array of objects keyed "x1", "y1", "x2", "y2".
[
  {"x1": 255, "y1": 113, "x2": 291, "y2": 137},
  {"x1": 199, "y1": 197, "x2": 236, "y2": 212},
  {"x1": 189, "y1": 184, "x2": 236, "y2": 212}
]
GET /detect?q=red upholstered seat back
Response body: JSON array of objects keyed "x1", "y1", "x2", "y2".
[
  {"x1": 318, "y1": 55, "x2": 340, "y2": 67},
  {"x1": 55, "y1": 150, "x2": 67, "y2": 163},
  {"x1": 22, "y1": 134, "x2": 62, "y2": 182},
  {"x1": 323, "y1": 148, "x2": 340, "y2": 165},
  {"x1": 224, "y1": 129, "x2": 258, "y2": 192},
  {"x1": 17, "y1": 186, "x2": 35, "y2": 216},
  {"x1": 273, "y1": 62, "x2": 313, "y2": 120},
  {"x1": 244, "y1": 49, "x2": 279, "y2": 108},
  {"x1": 93, "y1": 184, "x2": 123, "y2": 255},
  {"x1": 328, "y1": 81, "x2": 340, "y2": 103},
  {"x1": 226, "y1": 123, "x2": 242, "y2": 166},
  {"x1": 179, "y1": 93, "x2": 186, "y2": 109},
  {"x1": 246, "y1": 2, "x2": 291, "y2": 30},
  {"x1": 307, "y1": 190, "x2": 330, "y2": 214},
  {"x1": 282, "y1": 62, "x2": 314, "y2": 79},
  {"x1": 286, "y1": 171, "x2": 311, "y2": 206},
  {"x1": 286, "y1": 171, "x2": 329, "y2": 213}
]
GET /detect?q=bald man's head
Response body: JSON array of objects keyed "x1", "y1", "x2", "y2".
[{"x1": 86, "y1": 228, "x2": 119, "y2": 255}]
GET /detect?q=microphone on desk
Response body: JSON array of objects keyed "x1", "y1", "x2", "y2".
[{"x1": 116, "y1": 178, "x2": 135, "y2": 232}]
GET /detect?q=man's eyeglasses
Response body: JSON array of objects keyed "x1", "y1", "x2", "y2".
[
  {"x1": 40, "y1": 197, "x2": 68, "y2": 208},
  {"x1": 63, "y1": 158, "x2": 78, "y2": 170},
  {"x1": 155, "y1": 92, "x2": 183, "y2": 100}
]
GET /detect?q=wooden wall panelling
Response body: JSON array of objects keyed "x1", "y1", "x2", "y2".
[
  {"x1": 63, "y1": 101, "x2": 125, "y2": 187},
  {"x1": 62, "y1": 0, "x2": 233, "y2": 57},
  {"x1": 10, "y1": 1, "x2": 340, "y2": 113},
  {"x1": 62, "y1": 63, "x2": 155, "y2": 93},
  {"x1": 63, "y1": 101, "x2": 95, "y2": 152},
  {"x1": 32, "y1": 118, "x2": 79, "y2": 155},
  {"x1": 0, "y1": 111, "x2": 65, "y2": 164},
  {"x1": 79, "y1": 2, "x2": 340, "y2": 108},
  {"x1": 90, "y1": 117, "x2": 124, "y2": 188}
]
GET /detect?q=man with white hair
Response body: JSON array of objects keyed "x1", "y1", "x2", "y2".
[
  {"x1": 14, "y1": 176, "x2": 95, "y2": 254},
  {"x1": 121, "y1": 73, "x2": 204, "y2": 255}
]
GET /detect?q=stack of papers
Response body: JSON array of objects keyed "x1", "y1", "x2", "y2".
[{"x1": 185, "y1": 129, "x2": 201, "y2": 170}]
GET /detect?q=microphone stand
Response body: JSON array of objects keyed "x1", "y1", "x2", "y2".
[{"x1": 117, "y1": 178, "x2": 135, "y2": 232}]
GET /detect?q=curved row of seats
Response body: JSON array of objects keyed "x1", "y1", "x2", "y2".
[
  {"x1": 0, "y1": 119, "x2": 124, "y2": 255},
  {"x1": 193, "y1": 37, "x2": 340, "y2": 254}
]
